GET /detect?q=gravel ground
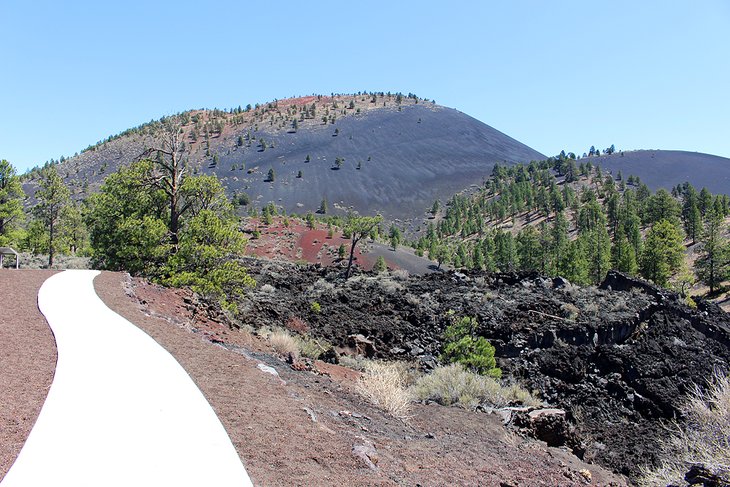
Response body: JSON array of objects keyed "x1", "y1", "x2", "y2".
[{"x1": 0, "y1": 270, "x2": 57, "y2": 479}]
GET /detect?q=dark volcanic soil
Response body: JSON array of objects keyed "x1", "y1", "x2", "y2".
[
  {"x1": 584, "y1": 149, "x2": 730, "y2": 196},
  {"x1": 232, "y1": 258, "x2": 730, "y2": 480}
]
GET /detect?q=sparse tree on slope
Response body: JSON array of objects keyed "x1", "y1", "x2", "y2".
[
  {"x1": 374, "y1": 255, "x2": 387, "y2": 273},
  {"x1": 344, "y1": 214, "x2": 382, "y2": 278}
]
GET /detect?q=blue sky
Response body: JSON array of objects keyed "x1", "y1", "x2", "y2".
[{"x1": 2, "y1": 1, "x2": 728, "y2": 172}]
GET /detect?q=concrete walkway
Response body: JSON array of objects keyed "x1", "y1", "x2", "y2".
[{"x1": 2, "y1": 270, "x2": 252, "y2": 487}]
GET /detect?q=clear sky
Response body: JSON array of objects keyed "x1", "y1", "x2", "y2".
[{"x1": 2, "y1": 1, "x2": 728, "y2": 172}]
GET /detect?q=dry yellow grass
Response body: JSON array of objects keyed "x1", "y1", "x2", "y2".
[
  {"x1": 268, "y1": 328, "x2": 299, "y2": 358},
  {"x1": 640, "y1": 371, "x2": 730, "y2": 486},
  {"x1": 356, "y1": 361, "x2": 413, "y2": 421},
  {"x1": 411, "y1": 364, "x2": 540, "y2": 409}
]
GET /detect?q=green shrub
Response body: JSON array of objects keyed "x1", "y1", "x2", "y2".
[
  {"x1": 441, "y1": 316, "x2": 501, "y2": 378},
  {"x1": 295, "y1": 335, "x2": 331, "y2": 360},
  {"x1": 310, "y1": 301, "x2": 322, "y2": 314}
]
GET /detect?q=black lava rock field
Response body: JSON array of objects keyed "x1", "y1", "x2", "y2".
[{"x1": 234, "y1": 258, "x2": 730, "y2": 480}]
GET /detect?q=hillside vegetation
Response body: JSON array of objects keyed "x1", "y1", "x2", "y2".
[{"x1": 411, "y1": 155, "x2": 730, "y2": 299}]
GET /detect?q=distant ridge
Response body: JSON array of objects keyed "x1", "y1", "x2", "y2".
[{"x1": 584, "y1": 149, "x2": 730, "y2": 194}]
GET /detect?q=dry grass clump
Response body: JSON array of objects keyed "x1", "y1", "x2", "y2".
[
  {"x1": 268, "y1": 328, "x2": 300, "y2": 358},
  {"x1": 267, "y1": 327, "x2": 330, "y2": 360},
  {"x1": 377, "y1": 277, "x2": 403, "y2": 295},
  {"x1": 338, "y1": 354, "x2": 371, "y2": 371},
  {"x1": 309, "y1": 278, "x2": 336, "y2": 298},
  {"x1": 640, "y1": 371, "x2": 730, "y2": 486},
  {"x1": 561, "y1": 303, "x2": 580, "y2": 321},
  {"x1": 412, "y1": 364, "x2": 540, "y2": 410},
  {"x1": 391, "y1": 269, "x2": 410, "y2": 281},
  {"x1": 260, "y1": 283, "x2": 275, "y2": 293},
  {"x1": 356, "y1": 361, "x2": 413, "y2": 421}
]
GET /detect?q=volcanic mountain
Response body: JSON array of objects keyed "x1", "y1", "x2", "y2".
[
  {"x1": 27, "y1": 94, "x2": 545, "y2": 228},
  {"x1": 585, "y1": 149, "x2": 730, "y2": 194}
]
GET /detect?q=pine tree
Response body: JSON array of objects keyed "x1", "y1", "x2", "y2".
[
  {"x1": 494, "y1": 230, "x2": 516, "y2": 272},
  {"x1": 612, "y1": 225, "x2": 638, "y2": 274},
  {"x1": 581, "y1": 225, "x2": 612, "y2": 284},
  {"x1": 695, "y1": 209, "x2": 730, "y2": 294},
  {"x1": 472, "y1": 244, "x2": 485, "y2": 270},
  {"x1": 516, "y1": 225, "x2": 541, "y2": 271},
  {"x1": 0, "y1": 160, "x2": 24, "y2": 246},
  {"x1": 640, "y1": 219, "x2": 685, "y2": 286},
  {"x1": 389, "y1": 224, "x2": 402, "y2": 250},
  {"x1": 644, "y1": 189, "x2": 681, "y2": 226},
  {"x1": 682, "y1": 185, "x2": 702, "y2": 244},
  {"x1": 32, "y1": 166, "x2": 71, "y2": 268},
  {"x1": 548, "y1": 212, "x2": 569, "y2": 275},
  {"x1": 343, "y1": 215, "x2": 382, "y2": 278},
  {"x1": 374, "y1": 255, "x2": 387, "y2": 273},
  {"x1": 558, "y1": 240, "x2": 589, "y2": 285},
  {"x1": 699, "y1": 187, "x2": 713, "y2": 216}
]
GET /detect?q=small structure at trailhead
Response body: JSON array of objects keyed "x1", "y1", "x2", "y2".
[{"x1": 0, "y1": 247, "x2": 19, "y2": 269}]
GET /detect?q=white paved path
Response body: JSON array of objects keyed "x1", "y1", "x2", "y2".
[{"x1": 2, "y1": 270, "x2": 252, "y2": 487}]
